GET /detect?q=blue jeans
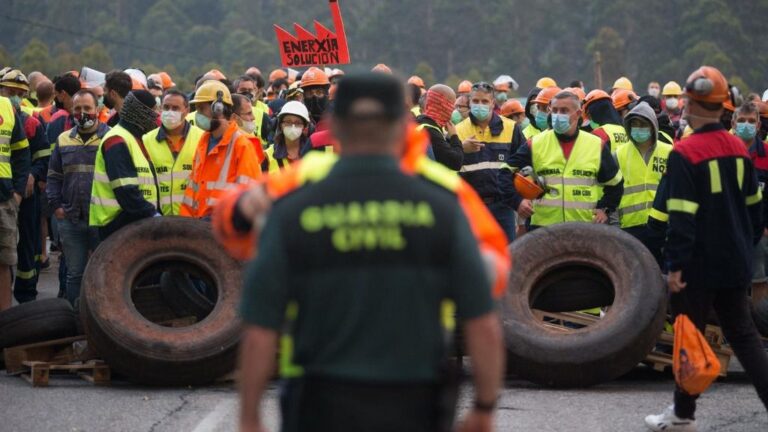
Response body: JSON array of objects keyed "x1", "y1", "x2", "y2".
[
  {"x1": 57, "y1": 218, "x2": 98, "y2": 305},
  {"x1": 487, "y1": 201, "x2": 515, "y2": 243}
]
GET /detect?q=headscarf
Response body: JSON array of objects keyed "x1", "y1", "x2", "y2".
[
  {"x1": 120, "y1": 90, "x2": 159, "y2": 135},
  {"x1": 423, "y1": 89, "x2": 454, "y2": 127}
]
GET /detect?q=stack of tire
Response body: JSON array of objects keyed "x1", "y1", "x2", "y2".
[
  {"x1": 502, "y1": 223, "x2": 667, "y2": 387},
  {"x1": 80, "y1": 217, "x2": 243, "y2": 386}
]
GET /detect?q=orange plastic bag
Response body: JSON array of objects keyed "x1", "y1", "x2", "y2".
[{"x1": 673, "y1": 314, "x2": 721, "y2": 395}]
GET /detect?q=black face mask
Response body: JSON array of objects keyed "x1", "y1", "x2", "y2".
[
  {"x1": 720, "y1": 111, "x2": 734, "y2": 130},
  {"x1": 54, "y1": 98, "x2": 64, "y2": 109},
  {"x1": 305, "y1": 96, "x2": 328, "y2": 121},
  {"x1": 103, "y1": 92, "x2": 115, "y2": 110}
]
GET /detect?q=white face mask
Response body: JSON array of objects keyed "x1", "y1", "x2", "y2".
[
  {"x1": 666, "y1": 97, "x2": 679, "y2": 110},
  {"x1": 648, "y1": 88, "x2": 660, "y2": 98},
  {"x1": 240, "y1": 120, "x2": 256, "y2": 134},
  {"x1": 161, "y1": 110, "x2": 183, "y2": 130},
  {"x1": 282, "y1": 125, "x2": 303, "y2": 141}
]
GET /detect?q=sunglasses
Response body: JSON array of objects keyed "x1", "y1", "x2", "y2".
[{"x1": 472, "y1": 82, "x2": 494, "y2": 92}]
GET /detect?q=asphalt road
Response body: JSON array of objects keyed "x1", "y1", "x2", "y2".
[{"x1": 1, "y1": 253, "x2": 766, "y2": 432}]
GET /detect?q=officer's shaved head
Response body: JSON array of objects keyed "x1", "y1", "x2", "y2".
[{"x1": 429, "y1": 84, "x2": 456, "y2": 103}]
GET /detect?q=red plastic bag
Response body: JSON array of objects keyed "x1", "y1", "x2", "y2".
[{"x1": 673, "y1": 314, "x2": 721, "y2": 395}]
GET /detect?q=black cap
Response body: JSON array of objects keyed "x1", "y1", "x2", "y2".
[{"x1": 333, "y1": 73, "x2": 404, "y2": 121}]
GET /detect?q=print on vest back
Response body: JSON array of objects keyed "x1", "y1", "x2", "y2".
[
  {"x1": 300, "y1": 200, "x2": 435, "y2": 252},
  {"x1": 652, "y1": 156, "x2": 667, "y2": 173}
]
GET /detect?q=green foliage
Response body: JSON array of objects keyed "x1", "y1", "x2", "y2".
[
  {"x1": 0, "y1": 45, "x2": 14, "y2": 68},
  {"x1": 0, "y1": 0, "x2": 764, "y2": 95}
]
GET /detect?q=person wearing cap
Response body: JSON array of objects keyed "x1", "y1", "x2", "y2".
[
  {"x1": 525, "y1": 86, "x2": 561, "y2": 140},
  {"x1": 615, "y1": 102, "x2": 672, "y2": 239},
  {"x1": 89, "y1": 90, "x2": 161, "y2": 239},
  {"x1": 0, "y1": 86, "x2": 31, "y2": 310},
  {"x1": 234, "y1": 75, "x2": 271, "y2": 142},
  {"x1": 103, "y1": 70, "x2": 133, "y2": 127},
  {"x1": 262, "y1": 101, "x2": 312, "y2": 172},
  {"x1": 612, "y1": 88, "x2": 638, "y2": 119},
  {"x1": 494, "y1": 81, "x2": 511, "y2": 106},
  {"x1": 456, "y1": 81, "x2": 526, "y2": 240},
  {"x1": 1, "y1": 70, "x2": 46, "y2": 303},
  {"x1": 612, "y1": 76, "x2": 633, "y2": 94},
  {"x1": 146, "y1": 75, "x2": 164, "y2": 105},
  {"x1": 500, "y1": 99, "x2": 526, "y2": 126},
  {"x1": 583, "y1": 89, "x2": 630, "y2": 151},
  {"x1": 299, "y1": 67, "x2": 331, "y2": 128},
  {"x1": 416, "y1": 84, "x2": 464, "y2": 171},
  {"x1": 662, "y1": 81, "x2": 684, "y2": 129},
  {"x1": 47, "y1": 89, "x2": 109, "y2": 305},
  {"x1": 507, "y1": 90, "x2": 624, "y2": 229},
  {"x1": 644, "y1": 66, "x2": 768, "y2": 432},
  {"x1": 179, "y1": 81, "x2": 262, "y2": 219},
  {"x1": 141, "y1": 90, "x2": 205, "y2": 216},
  {"x1": 238, "y1": 72, "x2": 504, "y2": 432},
  {"x1": 456, "y1": 80, "x2": 472, "y2": 98},
  {"x1": 521, "y1": 87, "x2": 543, "y2": 139}
]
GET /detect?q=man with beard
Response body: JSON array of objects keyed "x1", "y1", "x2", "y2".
[{"x1": 102, "y1": 70, "x2": 133, "y2": 127}]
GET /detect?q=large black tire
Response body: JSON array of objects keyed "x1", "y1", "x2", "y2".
[
  {"x1": 503, "y1": 223, "x2": 667, "y2": 388},
  {"x1": 753, "y1": 297, "x2": 768, "y2": 338},
  {"x1": 81, "y1": 217, "x2": 243, "y2": 386},
  {"x1": 0, "y1": 298, "x2": 80, "y2": 351}
]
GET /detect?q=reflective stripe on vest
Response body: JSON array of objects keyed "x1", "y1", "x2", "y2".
[
  {"x1": 531, "y1": 130, "x2": 602, "y2": 226},
  {"x1": 143, "y1": 124, "x2": 204, "y2": 216},
  {"x1": 599, "y1": 124, "x2": 631, "y2": 152},
  {"x1": 615, "y1": 141, "x2": 671, "y2": 228},
  {"x1": 89, "y1": 125, "x2": 158, "y2": 227}
]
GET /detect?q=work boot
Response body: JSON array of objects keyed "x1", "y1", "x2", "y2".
[{"x1": 644, "y1": 405, "x2": 697, "y2": 431}]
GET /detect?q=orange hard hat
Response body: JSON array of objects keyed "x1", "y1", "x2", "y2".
[
  {"x1": 684, "y1": 65, "x2": 730, "y2": 105},
  {"x1": 533, "y1": 86, "x2": 562, "y2": 105},
  {"x1": 372, "y1": 63, "x2": 392, "y2": 74},
  {"x1": 611, "y1": 88, "x2": 638, "y2": 110},
  {"x1": 500, "y1": 99, "x2": 524, "y2": 117},
  {"x1": 300, "y1": 67, "x2": 330, "y2": 88},
  {"x1": 269, "y1": 68, "x2": 288, "y2": 82},
  {"x1": 408, "y1": 75, "x2": 425, "y2": 88},
  {"x1": 583, "y1": 89, "x2": 611, "y2": 111},
  {"x1": 156, "y1": 72, "x2": 175, "y2": 89},
  {"x1": 723, "y1": 99, "x2": 735, "y2": 112},
  {"x1": 207, "y1": 69, "x2": 226, "y2": 81},
  {"x1": 563, "y1": 87, "x2": 586, "y2": 101},
  {"x1": 457, "y1": 80, "x2": 472, "y2": 94},
  {"x1": 514, "y1": 173, "x2": 545, "y2": 200}
]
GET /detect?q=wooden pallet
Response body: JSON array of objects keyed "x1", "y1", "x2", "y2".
[
  {"x1": 3, "y1": 336, "x2": 110, "y2": 386},
  {"x1": 534, "y1": 311, "x2": 734, "y2": 377}
]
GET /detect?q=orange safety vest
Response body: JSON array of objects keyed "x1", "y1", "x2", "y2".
[
  {"x1": 212, "y1": 123, "x2": 511, "y2": 299},
  {"x1": 180, "y1": 121, "x2": 263, "y2": 218}
]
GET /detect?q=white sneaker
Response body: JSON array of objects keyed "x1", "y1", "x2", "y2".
[{"x1": 644, "y1": 405, "x2": 697, "y2": 431}]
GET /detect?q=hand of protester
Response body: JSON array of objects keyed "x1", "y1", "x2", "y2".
[
  {"x1": 517, "y1": 199, "x2": 534, "y2": 219},
  {"x1": 239, "y1": 185, "x2": 273, "y2": 227},
  {"x1": 25, "y1": 174, "x2": 35, "y2": 198},
  {"x1": 668, "y1": 270, "x2": 687, "y2": 293},
  {"x1": 54, "y1": 208, "x2": 65, "y2": 220},
  {"x1": 445, "y1": 121, "x2": 456, "y2": 137},
  {"x1": 593, "y1": 209, "x2": 608, "y2": 224},
  {"x1": 12, "y1": 192, "x2": 22, "y2": 206},
  {"x1": 457, "y1": 410, "x2": 494, "y2": 432},
  {"x1": 462, "y1": 136, "x2": 485, "y2": 153}
]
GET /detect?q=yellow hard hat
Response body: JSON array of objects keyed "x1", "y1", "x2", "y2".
[
  {"x1": 536, "y1": 77, "x2": 557, "y2": 89},
  {"x1": 612, "y1": 76, "x2": 633, "y2": 91},
  {"x1": 0, "y1": 69, "x2": 30, "y2": 92},
  {"x1": 662, "y1": 81, "x2": 682, "y2": 96},
  {"x1": 190, "y1": 80, "x2": 233, "y2": 106}
]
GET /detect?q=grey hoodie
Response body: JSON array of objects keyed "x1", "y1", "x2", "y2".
[{"x1": 623, "y1": 102, "x2": 658, "y2": 145}]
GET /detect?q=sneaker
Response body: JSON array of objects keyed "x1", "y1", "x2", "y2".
[{"x1": 644, "y1": 405, "x2": 697, "y2": 431}]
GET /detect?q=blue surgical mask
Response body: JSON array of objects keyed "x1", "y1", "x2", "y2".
[
  {"x1": 470, "y1": 104, "x2": 491, "y2": 121},
  {"x1": 551, "y1": 113, "x2": 571, "y2": 134},
  {"x1": 631, "y1": 127, "x2": 652, "y2": 143},
  {"x1": 535, "y1": 111, "x2": 549, "y2": 130},
  {"x1": 519, "y1": 118, "x2": 530, "y2": 130},
  {"x1": 735, "y1": 122, "x2": 757, "y2": 141},
  {"x1": 9, "y1": 95, "x2": 21, "y2": 109},
  {"x1": 195, "y1": 111, "x2": 212, "y2": 131},
  {"x1": 495, "y1": 93, "x2": 508, "y2": 104}
]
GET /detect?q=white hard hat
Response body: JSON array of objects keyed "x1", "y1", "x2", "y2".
[
  {"x1": 278, "y1": 101, "x2": 310, "y2": 123},
  {"x1": 763, "y1": 89, "x2": 768, "y2": 102},
  {"x1": 124, "y1": 68, "x2": 147, "y2": 88}
]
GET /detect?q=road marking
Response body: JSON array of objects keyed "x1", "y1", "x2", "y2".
[{"x1": 191, "y1": 398, "x2": 236, "y2": 432}]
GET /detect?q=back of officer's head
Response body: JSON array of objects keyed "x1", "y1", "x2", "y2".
[{"x1": 332, "y1": 73, "x2": 406, "y2": 156}]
